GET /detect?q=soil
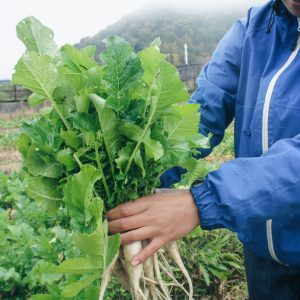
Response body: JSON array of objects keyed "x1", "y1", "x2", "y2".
[{"x1": 0, "y1": 149, "x2": 21, "y2": 174}]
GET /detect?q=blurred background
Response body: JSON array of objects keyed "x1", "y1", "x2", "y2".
[
  {"x1": 1, "y1": 0, "x2": 265, "y2": 80},
  {"x1": 0, "y1": 0, "x2": 266, "y2": 107}
]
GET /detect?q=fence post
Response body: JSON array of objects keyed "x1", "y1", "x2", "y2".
[{"x1": 13, "y1": 84, "x2": 17, "y2": 102}]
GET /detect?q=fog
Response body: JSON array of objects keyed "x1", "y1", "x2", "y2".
[
  {"x1": 148, "y1": 0, "x2": 266, "y2": 12},
  {"x1": 0, "y1": 0, "x2": 267, "y2": 79}
]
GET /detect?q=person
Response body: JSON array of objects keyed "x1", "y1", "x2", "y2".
[{"x1": 107, "y1": 0, "x2": 300, "y2": 298}]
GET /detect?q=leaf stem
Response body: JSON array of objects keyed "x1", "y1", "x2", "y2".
[
  {"x1": 52, "y1": 101, "x2": 71, "y2": 130},
  {"x1": 51, "y1": 100, "x2": 83, "y2": 169},
  {"x1": 73, "y1": 153, "x2": 82, "y2": 168},
  {"x1": 124, "y1": 96, "x2": 158, "y2": 174},
  {"x1": 95, "y1": 144, "x2": 111, "y2": 199}
]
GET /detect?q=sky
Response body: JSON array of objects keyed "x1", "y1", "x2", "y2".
[{"x1": 0, "y1": 0, "x2": 266, "y2": 80}]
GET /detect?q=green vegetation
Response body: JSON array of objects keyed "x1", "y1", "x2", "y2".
[{"x1": 11, "y1": 14, "x2": 214, "y2": 299}]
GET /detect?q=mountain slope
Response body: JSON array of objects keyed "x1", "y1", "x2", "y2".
[{"x1": 76, "y1": 5, "x2": 247, "y2": 65}]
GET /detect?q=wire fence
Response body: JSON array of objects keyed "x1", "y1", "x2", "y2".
[{"x1": 0, "y1": 63, "x2": 203, "y2": 105}]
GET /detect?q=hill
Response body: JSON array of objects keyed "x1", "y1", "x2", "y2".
[{"x1": 76, "y1": 5, "x2": 249, "y2": 66}]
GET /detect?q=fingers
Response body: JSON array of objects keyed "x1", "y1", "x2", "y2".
[
  {"x1": 131, "y1": 238, "x2": 164, "y2": 266},
  {"x1": 107, "y1": 196, "x2": 151, "y2": 220},
  {"x1": 108, "y1": 213, "x2": 149, "y2": 234},
  {"x1": 120, "y1": 227, "x2": 153, "y2": 245}
]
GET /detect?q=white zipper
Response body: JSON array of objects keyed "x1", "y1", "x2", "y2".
[{"x1": 262, "y1": 19, "x2": 300, "y2": 264}]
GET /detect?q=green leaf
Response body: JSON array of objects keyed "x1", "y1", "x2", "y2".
[
  {"x1": 56, "y1": 148, "x2": 77, "y2": 171},
  {"x1": 101, "y1": 36, "x2": 142, "y2": 95},
  {"x1": 16, "y1": 16, "x2": 58, "y2": 56},
  {"x1": 61, "y1": 44, "x2": 97, "y2": 73},
  {"x1": 28, "y1": 93, "x2": 46, "y2": 107},
  {"x1": 57, "y1": 257, "x2": 102, "y2": 274},
  {"x1": 84, "y1": 285, "x2": 100, "y2": 300},
  {"x1": 30, "y1": 260, "x2": 62, "y2": 286},
  {"x1": 85, "y1": 66, "x2": 103, "y2": 87},
  {"x1": 87, "y1": 197, "x2": 104, "y2": 222},
  {"x1": 83, "y1": 132, "x2": 96, "y2": 147},
  {"x1": 30, "y1": 295, "x2": 56, "y2": 300},
  {"x1": 17, "y1": 133, "x2": 31, "y2": 158},
  {"x1": 60, "y1": 131, "x2": 82, "y2": 149},
  {"x1": 143, "y1": 130, "x2": 164, "y2": 161},
  {"x1": 161, "y1": 143, "x2": 192, "y2": 171},
  {"x1": 25, "y1": 145, "x2": 64, "y2": 178},
  {"x1": 201, "y1": 266, "x2": 211, "y2": 286},
  {"x1": 164, "y1": 104, "x2": 200, "y2": 144},
  {"x1": 74, "y1": 88, "x2": 94, "y2": 113},
  {"x1": 63, "y1": 165, "x2": 101, "y2": 224},
  {"x1": 178, "y1": 158, "x2": 208, "y2": 188},
  {"x1": 72, "y1": 222, "x2": 105, "y2": 258},
  {"x1": 12, "y1": 52, "x2": 60, "y2": 99},
  {"x1": 138, "y1": 44, "x2": 167, "y2": 86},
  {"x1": 116, "y1": 142, "x2": 145, "y2": 176},
  {"x1": 81, "y1": 45, "x2": 96, "y2": 58},
  {"x1": 62, "y1": 272, "x2": 101, "y2": 298},
  {"x1": 7, "y1": 223, "x2": 34, "y2": 242},
  {"x1": 120, "y1": 123, "x2": 164, "y2": 161},
  {"x1": 21, "y1": 117, "x2": 62, "y2": 154},
  {"x1": 156, "y1": 60, "x2": 190, "y2": 111},
  {"x1": 61, "y1": 70, "x2": 86, "y2": 93},
  {"x1": 25, "y1": 175, "x2": 62, "y2": 211},
  {"x1": 72, "y1": 112, "x2": 99, "y2": 132},
  {"x1": 105, "y1": 234, "x2": 121, "y2": 269},
  {"x1": 90, "y1": 94, "x2": 122, "y2": 165}
]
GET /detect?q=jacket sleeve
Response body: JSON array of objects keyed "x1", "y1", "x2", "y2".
[
  {"x1": 189, "y1": 18, "x2": 246, "y2": 157},
  {"x1": 160, "y1": 19, "x2": 246, "y2": 188},
  {"x1": 192, "y1": 134, "x2": 300, "y2": 232}
]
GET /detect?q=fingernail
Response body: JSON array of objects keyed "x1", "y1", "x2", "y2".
[{"x1": 131, "y1": 258, "x2": 140, "y2": 266}]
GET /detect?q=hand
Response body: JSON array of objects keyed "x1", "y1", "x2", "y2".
[{"x1": 107, "y1": 189, "x2": 200, "y2": 266}]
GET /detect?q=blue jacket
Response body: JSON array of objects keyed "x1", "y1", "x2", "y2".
[{"x1": 162, "y1": 1, "x2": 300, "y2": 266}]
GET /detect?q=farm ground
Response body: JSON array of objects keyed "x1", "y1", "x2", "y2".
[{"x1": 0, "y1": 109, "x2": 36, "y2": 173}]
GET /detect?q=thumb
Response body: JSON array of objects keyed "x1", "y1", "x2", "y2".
[{"x1": 131, "y1": 238, "x2": 164, "y2": 266}]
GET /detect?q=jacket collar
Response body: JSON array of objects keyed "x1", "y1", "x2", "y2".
[{"x1": 273, "y1": 0, "x2": 293, "y2": 16}]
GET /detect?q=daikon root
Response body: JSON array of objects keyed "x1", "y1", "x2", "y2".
[
  {"x1": 153, "y1": 252, "x2": 171, "y2": 300},
  {"x1": 143, "y1": 258, "x2": 159, "y2": 299},
  {"x1": 123, "y1": 241, "x2": 146, "y2": 300},
  {"x1": 165, "y1": 241, "x2": 193, "y2": 300},
  {"x1": 109, "y1": 240, "x2": 193, "y2": 300}
]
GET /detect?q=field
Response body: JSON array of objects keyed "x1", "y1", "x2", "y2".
[{"x1": 0, "y1": 108, "x2": 247, "y2": 299}]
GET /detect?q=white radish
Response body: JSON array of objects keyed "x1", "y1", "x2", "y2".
[
  {"x1": 123, "y1": 241, "x2": 145, "y2": 300},
  {"x1": 142, "y1": 240, "x2": 159, "y2": 300},
  {"x1": 158, "y1": 251, "x2": 190, "y2": 297},
  {"x1": 166, "y1": 241, "x2": 194, "y2": 300},
  {"x1": 153, "y1": 252, "x2": 171, "y2": 300},
  {"x1": 143, "y1": 256, "x2": 159, "y2": 300}
]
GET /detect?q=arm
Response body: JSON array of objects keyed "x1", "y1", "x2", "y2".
[
  {"x1": 193, "y1": 133, "x2": 300, "y2": 232},
  {"x1": 160, "y1": 18, "x2": 246, "y2": 187}
]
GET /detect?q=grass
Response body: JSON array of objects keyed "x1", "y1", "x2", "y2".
[{"x1": 0, "y1": 110, "x2": 36, "y2": 173}]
